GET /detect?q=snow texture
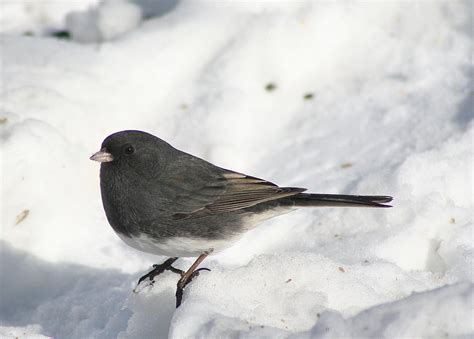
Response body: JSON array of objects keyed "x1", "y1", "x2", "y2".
[
  {"x1": 1, "y1": 1, "x2": 472, "y2": 338},
  {"x1": 66, "y1": 0, "x2": 143, "y2": 43}
]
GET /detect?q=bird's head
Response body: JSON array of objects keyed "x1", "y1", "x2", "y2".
[{"x1": 90, "y1": 130, "x2": 176, "y2": 173}]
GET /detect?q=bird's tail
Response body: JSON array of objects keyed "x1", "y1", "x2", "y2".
[{"x1": 284, "y1": 193, "x2": 393, "y2": 208}]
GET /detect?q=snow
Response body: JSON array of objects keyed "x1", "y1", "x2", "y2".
[
  {"x1": 171, "y1": 282, "x2": 474, "y2": 338},
  {"x1": 66, "y1": 0, "x2": 143, "y2": 43},
  {"x1": 0, "y1": 324, "x2": 49, "y2": 339},
  {"x1": 1, "y1": 1, "x2": 472, "y2": 338},
  {"x1": 0, "y1": 0, "x2": 98, "y2": 35}
]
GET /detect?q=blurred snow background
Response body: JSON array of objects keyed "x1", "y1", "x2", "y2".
[{"x1": 1, "y1": 0, "x2": 472, "y2": 338}]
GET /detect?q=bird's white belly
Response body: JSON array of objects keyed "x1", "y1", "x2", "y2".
[
  {"x1": 116, "y1": 207, "x2": 294, "y2": 257},
  {"x1": 116, "y1": 232, "x2": 241, "y2": 257}
]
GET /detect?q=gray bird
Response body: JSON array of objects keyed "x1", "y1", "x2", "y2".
[{"x1": 90, "y1": 130, "x2": 392, "y2": 307}]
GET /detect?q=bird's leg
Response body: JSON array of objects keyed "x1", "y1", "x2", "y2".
[
  {"x1": 175, "y1": 251, "x2": 211, "y2": 308},
  {"x1": 134, "y1": 257, "x2": 181, "y2": 293}
]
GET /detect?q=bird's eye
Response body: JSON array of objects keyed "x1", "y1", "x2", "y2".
[{"x1": 124, "y1": 145, "x2": 135, "y2": 155}]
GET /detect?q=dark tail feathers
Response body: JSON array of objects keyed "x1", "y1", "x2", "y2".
[{"x1": 286, "y1": 193, "x2": 393, "y2": 208}]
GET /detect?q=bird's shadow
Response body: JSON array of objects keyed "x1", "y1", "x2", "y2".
[{"x1": 0, "y1": 241, "x2": 176, "y2": 339}]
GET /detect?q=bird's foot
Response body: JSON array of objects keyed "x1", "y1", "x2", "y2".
[
  {"x1": 133, "y1": 257, "x2": 181, "y2": 293},
  {"x1": 175, "y1": 267, "x2": 210, "y2": 308}
]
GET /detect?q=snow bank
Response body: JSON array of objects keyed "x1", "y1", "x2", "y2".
[
  {"x1": 170, "y1": 282, "x2": 473, "y2": 338},
  {"x1": 305, "y1": 282, "x2": 473, "y2": 339},
  {"x1": 1, "y1": 1, "x2": 472, "y2": 338}
]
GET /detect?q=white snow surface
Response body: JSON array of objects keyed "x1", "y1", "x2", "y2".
[
  {"x1": 66, "y1": 0, "x2": 143, "y2": 43},
  {"x1": 1, "y1": 1, "x2": 473, "y2": 338}
]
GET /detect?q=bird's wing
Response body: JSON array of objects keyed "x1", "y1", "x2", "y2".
[
  {"x1": 201, "y1": 171, "x2": 306, "y2": 214},
  {"x1": 161, "y1": 156, "x2": 305, "y2": 219}
]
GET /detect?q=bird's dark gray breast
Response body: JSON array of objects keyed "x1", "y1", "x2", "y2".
[{"x1": 99, "y1": 163, "x2": 248, "y2": 241}]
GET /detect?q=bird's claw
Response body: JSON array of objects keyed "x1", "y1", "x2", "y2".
[
  {"x1": 133, "y1": 258, "x2": 211, "y2": 308},
  {"x1": 194, "y1": 267, "x2": 211, "y2": 274},
  {"x1": 134, "y1": 258, "x2": 182, "y2": 293},
  {"x1": 133, "y1": 279, "x2": 154, "y2": 293},
  {"x1": 175, "y1": 267, "x2": 211, "y2": 308}
]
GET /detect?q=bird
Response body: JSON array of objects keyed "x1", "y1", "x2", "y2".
[{"x1": 90, "y1": 130, "x2": 392, "y2": 307}]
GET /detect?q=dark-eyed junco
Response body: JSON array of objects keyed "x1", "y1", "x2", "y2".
[{"x1": 90, "y1": 130, "x2": 392, "y2": 307}]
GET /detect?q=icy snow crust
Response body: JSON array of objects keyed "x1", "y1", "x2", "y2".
[{"x1": 1, "y1": 1, "x2": 472, "y2": 338}]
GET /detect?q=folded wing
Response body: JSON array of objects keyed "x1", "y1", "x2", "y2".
[{"x1": 163, "y1": 158, "x2": 305, "y2": 220}]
